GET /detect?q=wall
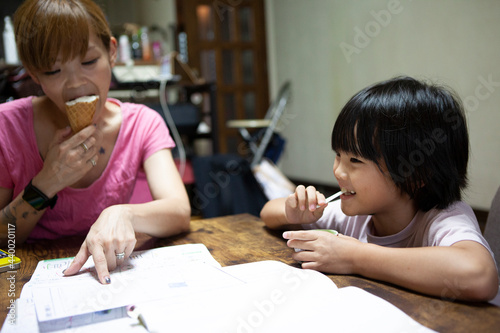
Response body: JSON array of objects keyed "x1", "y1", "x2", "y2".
[{"x1": 265, "y1": 0, "x2": 500, "y2": 210}]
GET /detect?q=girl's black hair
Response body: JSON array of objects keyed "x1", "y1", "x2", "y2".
[{"x1": 331, "y1": 76, "x2": 469, "y2": 211}]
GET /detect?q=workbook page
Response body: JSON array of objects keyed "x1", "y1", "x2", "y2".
[{"x1": 21, "y1": 244, "x2": 228, "y2": 323}]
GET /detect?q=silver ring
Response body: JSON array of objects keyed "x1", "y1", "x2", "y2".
[
  {"x1": 89, "y1": 158, "x2": 96, "y2": 167},
  {"x1": 116, "y1": 252, "x2": 125, "y2": 260},
  {"x1": 80, "y1": 142, "x2": 89, "y2": 152}
]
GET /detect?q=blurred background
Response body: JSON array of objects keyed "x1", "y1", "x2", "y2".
[{"x1": 1, "y1": 0, "x2": 499, "y2": 221}]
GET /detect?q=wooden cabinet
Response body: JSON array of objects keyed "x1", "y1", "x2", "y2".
[{"x1": 175, "y1": 0, "x2": 270, "y2": 154}]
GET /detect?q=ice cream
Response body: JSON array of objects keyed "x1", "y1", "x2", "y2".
[{"x1": 65, "y1": 95, "x2": 99, "y2": 133}]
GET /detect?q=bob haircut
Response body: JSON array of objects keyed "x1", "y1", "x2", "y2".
[
  {"x1": 13, "y1": 0, "x2": 111, "y2": 74},
  {"x1": 331, "y1": 76, "x2": 469, "y2": 212}
]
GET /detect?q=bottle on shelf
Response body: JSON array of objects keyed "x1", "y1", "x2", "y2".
[
  {"x1": 149, "y1": 26, "x2": 165, "y2": 61},
  {"x1": 152, "y1": 41, "x2": 162, "y2": 61},
  {"x1": 131, "y1": 33, "x2": 142, "y2": 60},
  {"x1": 118, "y1": 35, "x2": 132, "y2": 63},
  {"x1": 140, "y1": 26, "x2": 151, "y2": 61},
  {"x1": 3, "y1": 16, "x2": 19, "y2": 65}
]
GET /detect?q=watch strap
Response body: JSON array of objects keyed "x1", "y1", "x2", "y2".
[{"x1": 22, "y1": 180, "x2": 58, "y2": 210}]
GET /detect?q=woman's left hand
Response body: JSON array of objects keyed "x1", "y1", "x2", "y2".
[{"x1": 63, "y1": 205, "x2": 137, "y2": 284}]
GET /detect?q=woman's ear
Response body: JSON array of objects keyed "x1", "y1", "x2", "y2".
[
  {"x1": 27, "y1": 69, "x2": 40, "y2": 85},
  {"x1": 109, "y1": 37, "x2": 118, "y2": 68}
]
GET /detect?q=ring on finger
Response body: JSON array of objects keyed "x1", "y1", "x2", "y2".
[
  {"x1": 116, "y1": 252, "x2": 125, "y2": 260},
  {"x1": 89, "y1": 158, "x2": 96, "y2": 167},
  {"x1": 80, "y1": 142, "x2": 89, "y2": 152}
]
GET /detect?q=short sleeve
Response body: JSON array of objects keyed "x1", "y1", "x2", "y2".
[
  {"x1": 140, "y1": 106, "x2": 176, "y2": 162},
  {"x1": 118, "y1": 102, "x2": 176, "y2": 164}
]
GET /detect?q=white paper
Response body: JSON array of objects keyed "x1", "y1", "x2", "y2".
[
  {"x1": 29, "y1": 244, "x2": 227, "y2": 322},
  {"x1": 137, "y1": 261, "x2": 436, "y2": 333},
  {"x1": 1, "y1": 245, "x2": 437, "y2": 333}
]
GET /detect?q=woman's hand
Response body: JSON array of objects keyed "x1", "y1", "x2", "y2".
[
  {"x1": 63, "y1": 205, "x2": 137, "y2": 284},
  {"x1": 284, "y1": 185, "x2": 327, "y2": 225},
  {"x1": 283, "y1": 230, "x2": 363, "y2": 274},
  {"x1": 33, "y1": 125, "x2": 99, "y2": 197}
]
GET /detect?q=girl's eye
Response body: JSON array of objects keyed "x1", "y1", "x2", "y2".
[
  {"x1": 350, "y1": 157, "x2": 362, "y2": 163},
  {"x1": 82, "y1": 58, "x2": 98, "y2": 66}
]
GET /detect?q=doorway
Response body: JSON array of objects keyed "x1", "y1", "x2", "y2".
[{"x1": 175, "y1": 0, "x2": 270, "y2": 154}]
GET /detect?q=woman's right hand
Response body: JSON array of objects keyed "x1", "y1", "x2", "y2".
[
  {"x1": 33, "y1": 125, "x2": 99, "y2": 197},
  {"x1": 285, "y1": 185, "x2": 327, "y2": 224}
]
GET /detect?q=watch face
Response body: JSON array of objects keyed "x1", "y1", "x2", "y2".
[
  {"x1": 23, "y1": 185, "x2": 46, "y2": 210},
  {"x1": 23, "y1": 189, "x2": 45, "y2": 210},
  {"x1": 22, "y1": 182, "x2": 57, "y2": 210}
]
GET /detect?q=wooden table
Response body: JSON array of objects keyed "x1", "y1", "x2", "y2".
[{"x1": 1, "y1": 214, "x2": 499, "y2": 332}]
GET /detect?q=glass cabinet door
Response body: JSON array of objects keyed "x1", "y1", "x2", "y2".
[{"x1": 178, "y1": 0, "x2": 269, "y2": 154}]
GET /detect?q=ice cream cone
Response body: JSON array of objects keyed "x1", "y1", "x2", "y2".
[{"x1": 65, "y1": 95, "x2": 99, "y2": 133}]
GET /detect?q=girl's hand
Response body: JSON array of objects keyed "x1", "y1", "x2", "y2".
[
  {"x1": 284, "y1": 185, "x2": 327, "y2": 225},
  {"x1": 283, "y1": 230, "x2": 363, "y2": 274},
  {"x1": 34, "y1": 125, "x2": 99, "y2": 196},
  {"x1": 63, "y1": 205, "x2": 137, "y2": 284}
]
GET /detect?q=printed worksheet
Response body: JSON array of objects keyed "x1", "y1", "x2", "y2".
[
  {"x1": 24, "y1": 243, "x2": 221, "y2": 288},
  {"x1": 21, "y1": 244, "x2": 239, "y2": 323}
]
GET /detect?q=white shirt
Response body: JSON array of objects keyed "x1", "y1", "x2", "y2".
[{"x1": 303, "y1": 200, "x2": 494, "y2": 257}]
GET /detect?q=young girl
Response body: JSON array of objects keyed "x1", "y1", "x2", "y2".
[
  {"x1": 260, "y1": 76, "x2": 499, "y2": 301},
  {"x1": 0, "y1": 0, "x2": 190, "y2": 284}
]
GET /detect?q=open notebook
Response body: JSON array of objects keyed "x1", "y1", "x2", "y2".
[{"x1": 1, "y1": 244, "x2": 435, "y2": 333}]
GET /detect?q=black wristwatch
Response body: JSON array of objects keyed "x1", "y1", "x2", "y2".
[{"x1": 22, "y1": 180, "x2": 58, "y2": 210}]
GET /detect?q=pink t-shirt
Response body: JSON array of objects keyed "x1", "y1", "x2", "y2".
[
  {"x1": 0, "y1": 97, "x2": 175, "y2": 241},
  {"x1": 303, "y1": 200, "x2": 494, "y2": 256}
]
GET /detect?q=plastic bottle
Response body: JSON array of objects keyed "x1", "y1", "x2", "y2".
[
  {"x1": 131, "y1": 33, "x2": 142, "y2": 60},
  {"x1": 3, "y1": 16, "x2": 19, "y2": 65},
  {"x1": 140, "y1": 26, "x2": 151, "y2": 61},
  {"x1": 152, "y1": 41, "x2": 162, "y2": 60},
  {"x1": 149, "y1": 27, "x2": 164, "y2": 60},
  {"x1": 118, "y1": 35, "x2": 132, "y2": 63}
]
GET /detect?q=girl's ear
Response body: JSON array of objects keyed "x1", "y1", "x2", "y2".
[{"x1": 109, "y1": 37, "x2": 118, "y2": 68}]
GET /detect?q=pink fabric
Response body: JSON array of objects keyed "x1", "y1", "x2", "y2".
[
  {"x1": 0, "y1": 97, "x2": 175, "y2": 240},
  {"x1": 303, "y1": 200, "x2": 494, "y2": 256}
]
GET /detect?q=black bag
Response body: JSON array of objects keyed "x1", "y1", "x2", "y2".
[{"x1": 192, "y1": 154, "x2": 268, "y2": 218}]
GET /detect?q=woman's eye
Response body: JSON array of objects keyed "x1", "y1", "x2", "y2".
[
  {"x1": 43, "y1": 69, "x2": 60, "y2": 76},
  {"x1": 82, "y1": 58, "x2": 98, "y2": 66}
]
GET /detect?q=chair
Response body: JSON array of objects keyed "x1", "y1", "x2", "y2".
[
  {"x1": 192, "y1": 154, "x2": 268, "y2": 218},
  {"x1": 484, "y1": 185, "x2": 500, "y2": 280},
  {"x1": 226, "y1": 81, "x2": 291, "y2": 168}
]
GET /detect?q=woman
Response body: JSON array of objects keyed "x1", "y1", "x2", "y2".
[{"x1": 0, "y1": 0, "x2": 190, "y2": 284}]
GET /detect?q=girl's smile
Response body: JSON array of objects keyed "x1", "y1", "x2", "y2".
[{"x1": 334, "y1": 150, "x2": 417, "y2": 236}]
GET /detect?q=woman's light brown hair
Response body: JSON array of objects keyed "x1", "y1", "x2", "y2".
[{"x1": 13, "y1": 0, "x2": 111, "y2": 74}]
